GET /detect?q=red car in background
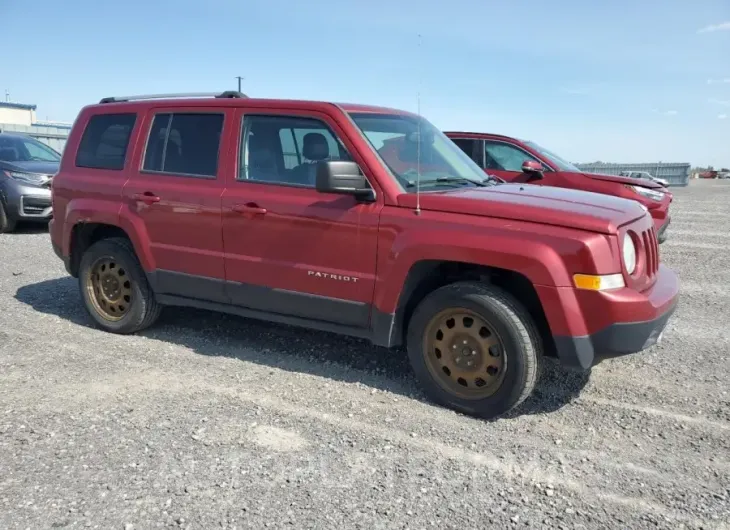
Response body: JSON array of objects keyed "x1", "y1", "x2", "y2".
[{"x1": 444, "y1": 132, "x2": 673, "y2": 243}]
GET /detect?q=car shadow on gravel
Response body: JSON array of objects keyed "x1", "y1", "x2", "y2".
[{"x1": 16, "y1": 277, "x2": 590, "y2": 419}]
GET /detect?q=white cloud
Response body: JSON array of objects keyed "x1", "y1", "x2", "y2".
[
  {"x1": 697, "y1": 21, "x2": 730, "y2": 33},
  {"x1": 707, "y1": 78, "x2": 730, "y2": 84},
  {"x1": 652, "y1": 108, "x2": 678, "y2": 116},
  {"x1": 719, "y1": 114, "x2": 728, "y2": 120},
  {"x1": 709, "y1": 98, "x2": 730, "y2": 106}
]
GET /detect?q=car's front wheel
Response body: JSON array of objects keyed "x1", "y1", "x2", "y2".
[
  {"x1": 406, "y1": 281, "x2": 541, "y2": 419},
  {"x1": 0, "y1": 200, "x2": 17, "y2": 234},
  {"x1": 78, "y1": 237, "x2": 162, "y2": 333}
]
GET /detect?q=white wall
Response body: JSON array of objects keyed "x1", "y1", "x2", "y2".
[{"x1": 0, "y1": 107, "x2": 35, "y2": 126}]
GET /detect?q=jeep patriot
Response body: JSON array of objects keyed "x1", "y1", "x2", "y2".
[{"x1": 49, "y1": 91, "x2": 680, "y2": 418}]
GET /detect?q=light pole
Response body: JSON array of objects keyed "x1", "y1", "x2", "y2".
[{"x1": 235, "y1": 76, "x2": 245, "y2": 92}]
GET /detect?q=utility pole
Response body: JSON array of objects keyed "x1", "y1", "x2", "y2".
[
  {"x1": 235, "y1": 76, "x2": 245, "y2": 92},
  {"x1": 4, "y1": 90, "x2": 9, "y2": 102}
]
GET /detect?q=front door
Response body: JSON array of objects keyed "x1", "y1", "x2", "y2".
[
  {"x1": 122, "y1": 107, "x2": 234, "y2": 302},
  {"x1": 221, "y1": 109, "x2": 382, "y2": 328},
  {"x1": 482, "y1": 140, "x2": 553, "y2": 184}
]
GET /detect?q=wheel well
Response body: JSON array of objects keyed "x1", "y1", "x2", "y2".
[
  {"x1": 396, "y1": 260, "x2": 556, "y2": 357},
  {"x1": 68, "y1": 223, "x2": 131, "y2": 277}
]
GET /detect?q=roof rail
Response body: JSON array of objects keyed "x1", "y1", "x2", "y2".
[{"x1": 98, "y1": 91, "x2": 248, "y2": 104}]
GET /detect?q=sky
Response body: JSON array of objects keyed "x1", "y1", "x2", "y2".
[{"x1": 2, "y1": 0, "x2": 729, "y2": 167}]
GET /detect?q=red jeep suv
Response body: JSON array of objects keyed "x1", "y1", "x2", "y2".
[
  {"x1": 444, "y1": 132, "x2": 673, "y2": 243},
  {"x1": 49, "y1": 92, "x2": 679, "y2": 419}
]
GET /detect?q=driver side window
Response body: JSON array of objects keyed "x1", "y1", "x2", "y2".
[
  {"x1": 484, "y1": 141, "x2": 541, "y2": 172},
  {"x1": 239, "y1": 115, "x2": 352, "y2": 187}
]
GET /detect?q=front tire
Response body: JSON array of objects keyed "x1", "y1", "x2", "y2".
[
  {"x1": 0, "y1": 200, "x2": 17, "y2": 234},
  {"x1": 78, "y1": 237, "x2": 162, "y2": 333},
  {"x1": 406, "y1": 281, "x2": 541, "y2": 419}
]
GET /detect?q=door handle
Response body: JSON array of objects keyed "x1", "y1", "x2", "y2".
[
  {"x1": 232, "y1": 203, "x2": 267, "y2": 215},
  {"x1": 133, "y1": 192, "x2": 161, "y2": 204}
]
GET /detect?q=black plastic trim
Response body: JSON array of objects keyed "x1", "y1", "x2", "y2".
[
  {"x1": 148, "y1": 269, "x2": 370, "y2": 329},
  {"x1": 657, "y1": 217, "x2": 670, "y2": 244},
  {"x1": 156, "y1": 294, "x2": 373, "y2": 342},
  {"x1": 147, "y1": 270, "x2": 228, "y2": 304},
  {"x1": 227, "y1": 281, "x2": 369, "y2": 328},
  {"x1": 370, "y1": 307, "x2": 400, "y2": 348},
  {"x1": 553, "y1": 297, "x2": 678, "y2": 370}
]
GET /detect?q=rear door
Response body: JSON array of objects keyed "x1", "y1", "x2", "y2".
[
  {"x1": 122, "y1": 107, "x2": 233, "y2": 302},
  {"x1": 220, "y1": 108, "x2": 382, "y2": 328}
]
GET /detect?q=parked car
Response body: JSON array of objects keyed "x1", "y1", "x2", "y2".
[
  {"x1": 618, "y1": 170, "x2": 669, "y2": 188},
  {"x1": 444, "y1": 132, "x2": 673, "y2": 243},
  {"x1": 0, "y1": 132, "x2": 59, "y2": 233},
  {"x1": 49, "y1": 92, "x2": 679, "y2": 419}
]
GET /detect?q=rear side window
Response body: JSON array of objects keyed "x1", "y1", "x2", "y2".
[
  {"x1": 75, "y1": 113, "x2": 137, "y2": 170},
  {"x1": 142, "y1": 112, "x2": 224, "y2": 178}
]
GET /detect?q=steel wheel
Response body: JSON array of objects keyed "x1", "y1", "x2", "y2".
[
  {"x1": 423, "y1": 307, "x2": 506, "y2": 399},
  {"x1": 85, "y1": 257, "x2": 133, "y2": 321}
]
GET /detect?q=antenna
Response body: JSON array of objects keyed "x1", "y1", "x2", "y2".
[{"x1": 415, "y1": 33, "x2": 422, "y2": 216}]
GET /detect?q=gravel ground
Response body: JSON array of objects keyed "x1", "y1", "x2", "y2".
[{"x1": 1, "y1": 179, "x2": 729, "y2": 530}]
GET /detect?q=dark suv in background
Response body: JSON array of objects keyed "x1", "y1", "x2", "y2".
[{"x1": 0, "y1": 132, "x2": 60, "y2": 233}]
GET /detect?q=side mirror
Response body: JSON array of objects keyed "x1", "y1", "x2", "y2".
[
  {"x1": 316, "y1": 160, "x2": 374, "y2": 200},
  {"x1": 521, "y1": 160, "x2": 544, "y2": 180}
]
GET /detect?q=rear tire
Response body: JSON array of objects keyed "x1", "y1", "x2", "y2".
[
  {"x1": 0, "y1": 201, "x2": 17, "y2": 234},
  {"x1": 78, "y1": 237, "x2": 162, "y2": 333},
  {"x1": 406, "y1": 281, "x2": 541, "y2": 419}
]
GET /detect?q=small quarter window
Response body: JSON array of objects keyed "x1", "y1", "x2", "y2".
[{"x1": 75, "y1": 113, "x2": 137, "y2": 170}]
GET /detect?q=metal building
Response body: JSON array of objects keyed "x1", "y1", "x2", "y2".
[
  {"x1": 575, "y1": 162, "x2": 691, "y2": 187},
  {"x1": 0, "y1": 101, "x2": 72, "y2": 154},
  {"x1": 0, "y1": 122, "x2": 72, "y2": 154}
]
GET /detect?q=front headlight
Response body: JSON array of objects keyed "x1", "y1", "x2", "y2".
[
  {"x1": 2, "y1": 170, "x2": 49, "y2": 186},
  {"x1": 628, "y1": 185, "x2": 664, "y2": 201},
  {"x1": 623, "y1": 233, "x2": 637, "y2": 275}
]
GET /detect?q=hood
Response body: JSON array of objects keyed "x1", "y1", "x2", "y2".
[
  {"x1": 0, "y1": 160, "x2": 59, "y2": 176},
  {"x1": 397, "y1": 183, "x2": 646, "y2": 234},
  {"x1": 581, "y1": 171, "x2": 664, "y2": 189}
]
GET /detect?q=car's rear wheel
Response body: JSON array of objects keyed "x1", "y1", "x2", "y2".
[
  {"x1": 78, "y1": 237, "x2": 162, "y2": 333},
  {"x1": 406, "y1": 281, "x2": 541, "y2": 419},
  {"x1": 0, "y1": 201, "x2": 17, "y2": 234}
]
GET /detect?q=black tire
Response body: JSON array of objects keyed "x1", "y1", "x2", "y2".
[
  {"x1": 406, "y1": 281, "x2": 541, "y2": 419},
  {"x1": 78, "y1": 237, "x2": 162, "y2": 333},
  {"x1": 0, "y1": 200, "x2": 17, "y2": 234}
]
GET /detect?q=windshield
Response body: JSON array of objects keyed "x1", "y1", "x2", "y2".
[
  {"x1": 349, "y1": 112, "x2": 497, "y2": 190},
  {"x1": 0, "y1": 135, "x2": 61, "y2": 163},
  {"x1": 523, "y1": 140, "x2": 580, "y2": 172}
]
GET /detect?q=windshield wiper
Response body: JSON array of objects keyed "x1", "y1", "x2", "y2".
[{"x1": 403, "y1": 175, "x2": 493, "y2": 188}]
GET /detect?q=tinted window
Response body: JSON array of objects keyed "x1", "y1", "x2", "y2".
[
  {"x1": 451, "y1": 138, "x2": 483, "y2": 167},
  {"x1": 142, "y1": 113, "x2": 224, "y2": 177},
  {"x1": 240, "y1": 115, "x2": 352, "y2": 187},
  {"x1": 75, "y1": 113, "x2": 136, "y2": 170},
  {"x1": 484, "y1": 141, "x2": 541, "y2": 172}
]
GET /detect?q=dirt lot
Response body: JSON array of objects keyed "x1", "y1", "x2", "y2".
[{"x1": 1, "y1": 180, "x2": 729, "y2": 530}]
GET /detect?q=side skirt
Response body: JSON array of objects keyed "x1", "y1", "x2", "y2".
[{"x1": 156, "y1": 294, "x2": 375, "y2": 342}]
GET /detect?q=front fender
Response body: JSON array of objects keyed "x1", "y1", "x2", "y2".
[{"x1": 373, "y1": 226, "x2": 588, "y2": 315}]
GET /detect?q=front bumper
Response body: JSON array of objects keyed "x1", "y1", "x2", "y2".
[
  {"x1": 657, "y1": 217, "x2": 670, "y2": 243},
  {"x1": 0, "y1": 179, "x2": 52, "y2": 221},
  {"x1": 548, "y1": 265, "x2": 679, "y2": 370}
]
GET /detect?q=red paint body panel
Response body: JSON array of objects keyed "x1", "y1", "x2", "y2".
[
  {"x1": 443, "y1": 131, "x2": 672, "y2": 234},
  {"x1": 50, "y1": 96, "x2": 679, "y2": 364}
]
